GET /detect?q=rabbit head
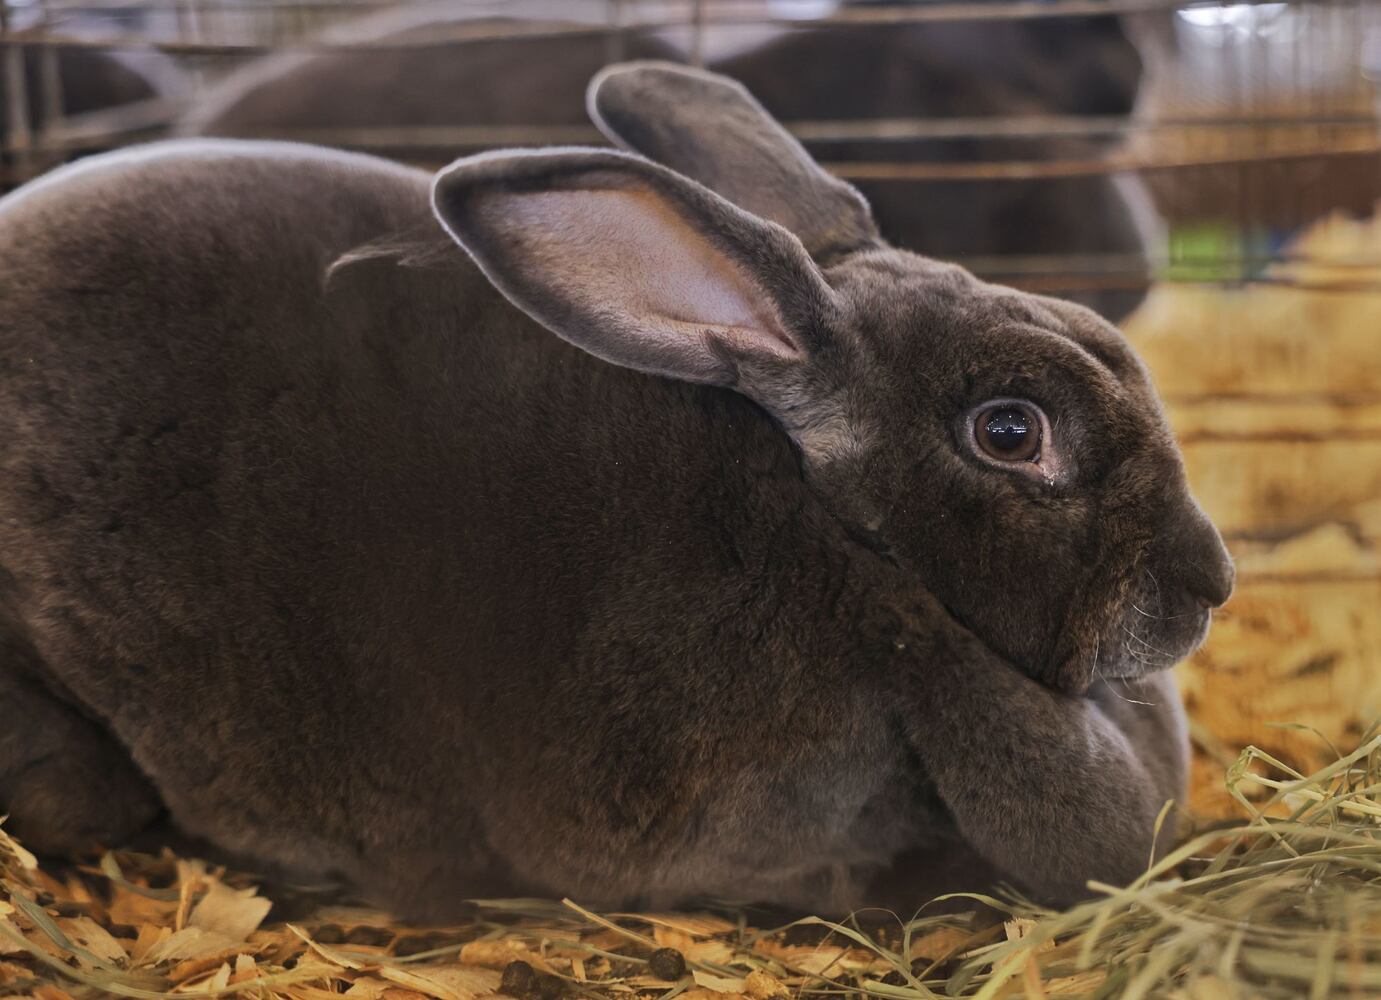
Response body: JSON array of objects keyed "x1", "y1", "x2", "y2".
[{"x1": 430, "y1": 61, "x2": 1232, "y2": 696}]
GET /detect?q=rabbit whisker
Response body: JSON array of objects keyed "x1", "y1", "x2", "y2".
[
  {"x1": 1119, "y1": 638, "x2": 1159, "y2": 667},
  {"x1": 1120, "y1": 624, "x2": 1174, "y2": 659},
  {"x1": 1129, "y1": 602, "x2": 1189, "y2": 621},
  {"x1": 1094, "y1": 637, "x2": 1159, "y2": 705},
  {"x1": 1109, "y1": 680, "x2": 1155, "y2": 707}
]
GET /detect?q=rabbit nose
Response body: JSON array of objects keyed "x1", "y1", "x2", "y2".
[
  {"x1": 1175, "y1": 506, "x2": 1235, "y2": 610},
  {"x1": 1187, "y1": 568, "x2": 1233, "y2": 610}
]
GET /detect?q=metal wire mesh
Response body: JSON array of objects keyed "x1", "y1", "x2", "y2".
[{"x1": 1, "y1": 0, "x2": 1379, "y2": 296}]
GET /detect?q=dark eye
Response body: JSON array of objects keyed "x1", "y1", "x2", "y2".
[{"x1": 975, "y1": 403, "x2": 1042, "y2": 463}]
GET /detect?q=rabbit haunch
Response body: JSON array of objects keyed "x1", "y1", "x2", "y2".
[{"x1": 0, "y1": 63, "x2": 1231, "y2": 919}]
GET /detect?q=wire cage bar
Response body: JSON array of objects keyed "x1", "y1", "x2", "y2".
[
  {"x1": 2, "y1": 1, "x2": 1377, "y2": 282},
  {"x1": 0, "y1": 0, "x2": 1377, "y2": 301}
]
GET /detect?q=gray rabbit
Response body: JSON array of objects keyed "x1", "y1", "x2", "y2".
[
  {"x1": 180, "y1": 9, "x2": 680, "y2": 160},
  {"x1": 0, "y1": 62, "x2": 1230, "y2": 919},
  {"x1": 1, "y1": 2, "x2": 184, "y2": 139},
  {"x1": 2, "y1": 49, "x2": 150, "y2": 130}
]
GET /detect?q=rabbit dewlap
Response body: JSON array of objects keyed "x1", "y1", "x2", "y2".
[{"x1": 0, "y1": 63, "x2": 1232, "y2": 918}]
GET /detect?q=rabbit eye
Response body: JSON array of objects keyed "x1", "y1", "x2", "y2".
[{"x1": 974, "y1": 403, "x2": 1042, "y2": 463}]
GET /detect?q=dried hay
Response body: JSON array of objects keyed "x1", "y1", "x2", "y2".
[{"x1": 2, "y1": 726, "x2": 1379, "y2": 999}]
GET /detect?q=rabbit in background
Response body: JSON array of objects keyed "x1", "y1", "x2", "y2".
[
  {"x1": 713, "y1": 0, "x2": 1161, "y2": 322},
  {"x1": 1, "y1": 46, "x2": 179, "y2": 142},
  {"x1": 1, "y1": 0, "x2": 186, "y2": 140},
  {"x1": 183, "y1": 2, "x2": 1160, "y2": 323},
  {"x1": 0, "y1": 61, "x2": 1229, "y2": 919},
  {"x1": 178, "y1": 3, "x2": 683, "y2": 160}
]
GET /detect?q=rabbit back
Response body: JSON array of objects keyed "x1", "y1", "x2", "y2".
[{"x1": 0, "y1": 140, "x2": 941, "y2": 917}]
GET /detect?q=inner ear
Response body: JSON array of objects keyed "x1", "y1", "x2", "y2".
[
  {"x1": 475, "y1": 185, "x2": 803, "y2": 374},
  {"x1": 432, "y1": 149, "x2": 836, "y2": 391}
]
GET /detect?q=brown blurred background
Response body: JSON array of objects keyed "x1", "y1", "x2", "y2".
[{"x1": 3, "y1": 0, "x2": 1379, "y2": 817}]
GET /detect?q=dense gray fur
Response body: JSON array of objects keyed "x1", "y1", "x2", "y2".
[{"x1": 0, "y1": 63, "x2": 1230, "y2": 919}]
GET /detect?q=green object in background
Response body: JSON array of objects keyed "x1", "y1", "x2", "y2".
[
  {"x1": 1163, "y1": 222, "x2": 1295, "y2": 285},
  {"x1": 1164, "y1": 222, "x2": 1245, "y2": 284}
]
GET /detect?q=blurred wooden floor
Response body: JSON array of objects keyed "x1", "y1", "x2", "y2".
[{"x1": 1122, "y1": 208, "x2": 1381, "y2": 817}]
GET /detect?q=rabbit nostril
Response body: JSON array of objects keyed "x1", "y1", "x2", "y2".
[
  {"x1": 1161, "y1": 555, "x2": 1233, "y2": 614},
  {"x1": 1186, "y1": 562, "x2": 1234, "y2": 610}
]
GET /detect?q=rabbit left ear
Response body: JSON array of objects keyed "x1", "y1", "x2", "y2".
[
  {"x1": 432, "y1": 147, "x2": 838, "y2": 392},
  {"x1": 587, "y1": 61, "x2": 880, "y2": 263}
]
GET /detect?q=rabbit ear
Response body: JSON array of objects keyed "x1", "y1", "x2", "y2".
[
  {"x1": 587, "y1": 60, "x2": 879, "y2": 263},
  {"x1": 432, "y1": 147, "x2": 838, "y2": 395}
]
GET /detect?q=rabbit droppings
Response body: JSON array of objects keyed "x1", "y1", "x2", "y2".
[{"x1": 0, "y1": 63, "x2": 1232, "y2": 919}]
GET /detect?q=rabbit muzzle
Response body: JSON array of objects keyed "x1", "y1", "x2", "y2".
[{"x1": 1094, "y1": 499, "x2": 1234, "y2": 680}]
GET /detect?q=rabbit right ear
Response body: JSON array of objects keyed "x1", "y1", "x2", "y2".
[
  {"x1": 587, "y1": 61, "x2": 880, "y2": 263},
  {"x1": 432, "y1": 147, "x2": 840, "y2": 411}
]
